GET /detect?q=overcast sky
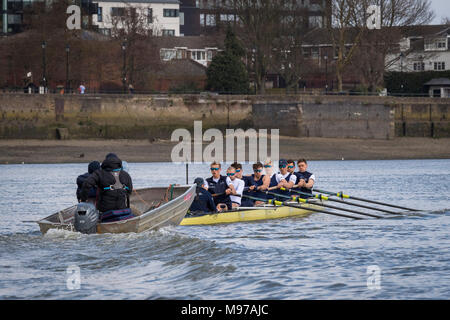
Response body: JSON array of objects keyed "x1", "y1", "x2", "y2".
[{"x1": 429, "y1": 0, "x2": 450, "y2": 24}]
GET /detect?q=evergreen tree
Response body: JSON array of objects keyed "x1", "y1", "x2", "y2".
[{"x1": 206, "y1": 27, "x2": 249, "y2": 94}]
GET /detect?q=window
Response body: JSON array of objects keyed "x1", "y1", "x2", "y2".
[
  {"x1": 309, "y1": 16, "x2": 323, "y2": 28},
  {"x1": 205, "y1": 14, "x2": 216, "y2": 26},
  {"x1": 160, "y1": 49, "x2": 176, "y2": 61},
  {"x1": 111, "y1": 7, "x2": 125, "y2": 17},
  {"x1": 180, "y1": 12, "x2": 185, "y2": 26},
  {"x1": 148, "y1": 8, "x2": 153, "y2": 24},
  {"x1": 200, "y1": 14, "x2": 205, "y2": 26},
  {"x1": 207, "y1": 50, "x2": 213, "y2": 61},
  {"x1": 191, "y1": 50, "x2": 206, "y2": 61},
  {"x1": 434, "y1": 62, "x2": 446, "y2": 71},
  {"x1": 97, "y1": 7, "x2": 103, "y2": 23},
  {"x1": 311, "y1": 47, "x2": 319, "y2": 58},
  {"x1": 162, "y1": 29, "x2": 175, "y2": 36},
  {"x1": 163, "y1": 9, "x2": 179, "y2": 17},
  {"x1": 413, "y1": 62, "x2": 425, "y2": 71}
]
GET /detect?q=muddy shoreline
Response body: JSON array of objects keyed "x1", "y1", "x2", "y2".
[{"x1": 1, "y1": 137, "x2": 449, "y2": 164}]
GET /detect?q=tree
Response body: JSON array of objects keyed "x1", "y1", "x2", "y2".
[
  {"x1": 328, "y1": 0, "x2": 435, "y2": 92},
  {"x1": 206, "y1": 26, "x2": 249, "y2": 94}
]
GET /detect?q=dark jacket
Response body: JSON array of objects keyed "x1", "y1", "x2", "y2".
[
  {"x1": 76, "y1": 172, "x2": 96, "y2": 201},
  {"x1": 80, "y1": 156, "x2": 133, "y2": 212},
  {"x1": 76, "y1": 161, "x2": 101, "y2": 201},
  {"x1": 189, "y1": 188, "x2": 217, "y2": 214}
]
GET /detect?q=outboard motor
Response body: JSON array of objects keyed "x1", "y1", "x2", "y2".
[{"x1": 74, "y1": 202, "x2": 99, "y2": 234}]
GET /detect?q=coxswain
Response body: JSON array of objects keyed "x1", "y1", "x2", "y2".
[{"x1": 188, "y1": 177, "x2": 216, "y2": 216}]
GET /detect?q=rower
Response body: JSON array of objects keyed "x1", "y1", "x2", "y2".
[
  {"x1": 273, "y1": 159, "x2": 297, "y2": 200},
  {"x1": 225, "y1": 166, "x2": 244, "y2": 209},
  {"x1": 247, "y1": 162, "x2": 270, "y2": 206},
  {"x1": 287, "y1": 159, "x2": 296, "y2": 175},
  {"x1": 188, "y1": 177, "x2": 216, "y2": 216},
  {"x1": 231, "y1": 162, "x2": 253, "y2": 207},
  {"x1": 295, "y1": 158, "x2": 316, "y2": 198},
  {"x1": 206, "y1": 161, "x2": 232, "y2": 212}
]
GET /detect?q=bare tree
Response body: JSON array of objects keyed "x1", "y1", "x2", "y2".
[
  {"x1": 328, "y1": 0, "x2": 434, "y2": 92},
  {"x1": 110, "y1": 4, "x2": 161, "y2": 91},
  {"x1": 352, "y1": 0, "x2": 435, "y2": 92}
]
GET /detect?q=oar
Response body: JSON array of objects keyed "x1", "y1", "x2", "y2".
[
  {"x1": 282, "y1": 188, "x2": 401, "y2": 215},
  {"x1": 242, "y1": 194, "x2": 362, "y2": 220},
  {"x1": 313, "y1": 188, "x2": 419, "y2": 212},
  {"x1": 266, "y1": 191, "x2": 384, "y2": 219}
]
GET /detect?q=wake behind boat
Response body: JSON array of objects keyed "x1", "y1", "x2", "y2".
[{"x1": 37, "y1": 185, "x2": 196, "y2": 234}]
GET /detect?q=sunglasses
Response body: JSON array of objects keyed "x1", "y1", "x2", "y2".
[
  {"x1": 264, "y1": 165, "x2": 272, "y2": 168},
  {"x1": 288, "y1": 165, "x2": 294, "y2": 169},
  {"x1": 210, "y1": 167, "x2": 220, "y2": 171},
  {"x1": 279, "y1": 165, "x2": 287, "y2": 168},
  {"x1": 227, "y1": 172, "x2": 235, "y2": 176},
  {"x1": 235, "y1": 169, "x2": 241, "y2": 172},
  {"x1": 254, "y1": 169, "x2": 263, "y2": 173}
]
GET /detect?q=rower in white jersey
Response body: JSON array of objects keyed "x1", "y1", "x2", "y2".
[{"x1": 225, "y1": 166, "x2": 245, "y2": 208}]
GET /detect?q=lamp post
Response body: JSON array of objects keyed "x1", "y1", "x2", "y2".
[
  {"x1": 400, "y1": 52, "x2": 405, "y2": 96},
  {"x1": 122, "y1": 41, "x2": 127, "y2": 94},
  {"x1": 66, "y1": 44, "x2": 70, "y2": 93},
  {"x1": 324, "y1": 54, "x2": 328, "y2": 94},
  {"x1": 42, "y1": 41, "x2": 47, "y2": 92}
]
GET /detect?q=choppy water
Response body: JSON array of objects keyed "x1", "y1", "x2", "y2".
[{"x1": 0, "y1": 159, "x2": 449, "y2": 299}]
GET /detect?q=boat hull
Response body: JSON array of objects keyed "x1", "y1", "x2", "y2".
[
  {"x1": 180, "y1": 203, "x2": 318, "y2": 226},
  {"x1": 37, "y1": 185, "x2": 196, "y2": 234}
]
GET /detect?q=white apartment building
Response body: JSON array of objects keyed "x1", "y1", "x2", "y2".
[
  {"x1": 92, "y1": 0, "x2": 181, "y2": 37},
  {"x1": 386, "y1": 26, "x2": 450, "y2": 73}
]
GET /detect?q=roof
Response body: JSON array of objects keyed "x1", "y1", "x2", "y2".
[
  {"x1": 154, "y1": 35, "x2": 224, "y2": 50},
  {"x1": 424, "y1": 78, "x2": 450, "y2": 86},
  {"x1": 156, "y1": 59, "x2": 207, "y2": 78}
]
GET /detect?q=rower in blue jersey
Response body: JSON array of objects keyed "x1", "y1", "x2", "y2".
[
  {"x1": 206, "y1": 161, "x2": 232, "y2": 212},
  {"x1": 246, "y1": 162, "x2": 270, "y2": 206},
  {"x1": 294, "y1": 158, "x2": 316, "y2": 198},
  {"x1": 272, "y1": 159, "x2": 297, "y2": 200}
]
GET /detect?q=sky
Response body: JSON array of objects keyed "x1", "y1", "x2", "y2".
[{"x1": 429, "y1": 0, "x2": 450, "y2": 24}]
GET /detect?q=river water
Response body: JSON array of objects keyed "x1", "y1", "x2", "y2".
[{"x1": 0, "y1": 159, "x2": 449, "y2": 299}]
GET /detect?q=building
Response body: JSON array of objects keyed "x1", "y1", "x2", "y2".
[
  {"x1": 386, "y1": 26, "x2": 450, "y2": 73},
  {"x1": 157, "y1": 35, "x2": 222, "y2": 67},
  {"x1": 197, "y1": 0, "x2": 331, "y2": 36},
  {"x1": 179, "y1": 0, "x2": 200, "y2": 36},
  {"x1": 1, "y1": 0, "x2": 35, "y2": 34},
  {"x1": 424, "y1": 78, "x2": 450, "y2": 98},
  {"x1": 92, "y1": 0, "x2": 180, "y2": 36}
]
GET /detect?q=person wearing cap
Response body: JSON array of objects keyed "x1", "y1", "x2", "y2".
[
  {"x1": 272, "y1": 159, "x2": 297, "y2": 200},
  {"x1": 188, "y1": 177, "x2": 216, "y2": 215},
  {"x1": 76, "y1": 161, "x2": 101, "y2": 203}
]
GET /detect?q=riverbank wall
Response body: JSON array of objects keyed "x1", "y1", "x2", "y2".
[{"x1": 0, "y1": 93, "x2": 449, "y2": 139}]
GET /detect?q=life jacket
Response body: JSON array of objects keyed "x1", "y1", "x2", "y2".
[
  {"x1": 101, "y1": 169, "x2": 130, "y2": 209},
  {"x1": 206, "y1": 175, "x2": 231, "y2": 207}
]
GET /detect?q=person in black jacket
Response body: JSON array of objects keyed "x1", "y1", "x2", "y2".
[
  {"x1": 80, "y1": 154, "x2": 133, "y2": 213},
  {"x1": 76, "y1": 161, "x2": 101, "y2": 202},
  {"x1": 188, "y1": 177, "x2": 217, "y2": 216}
]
